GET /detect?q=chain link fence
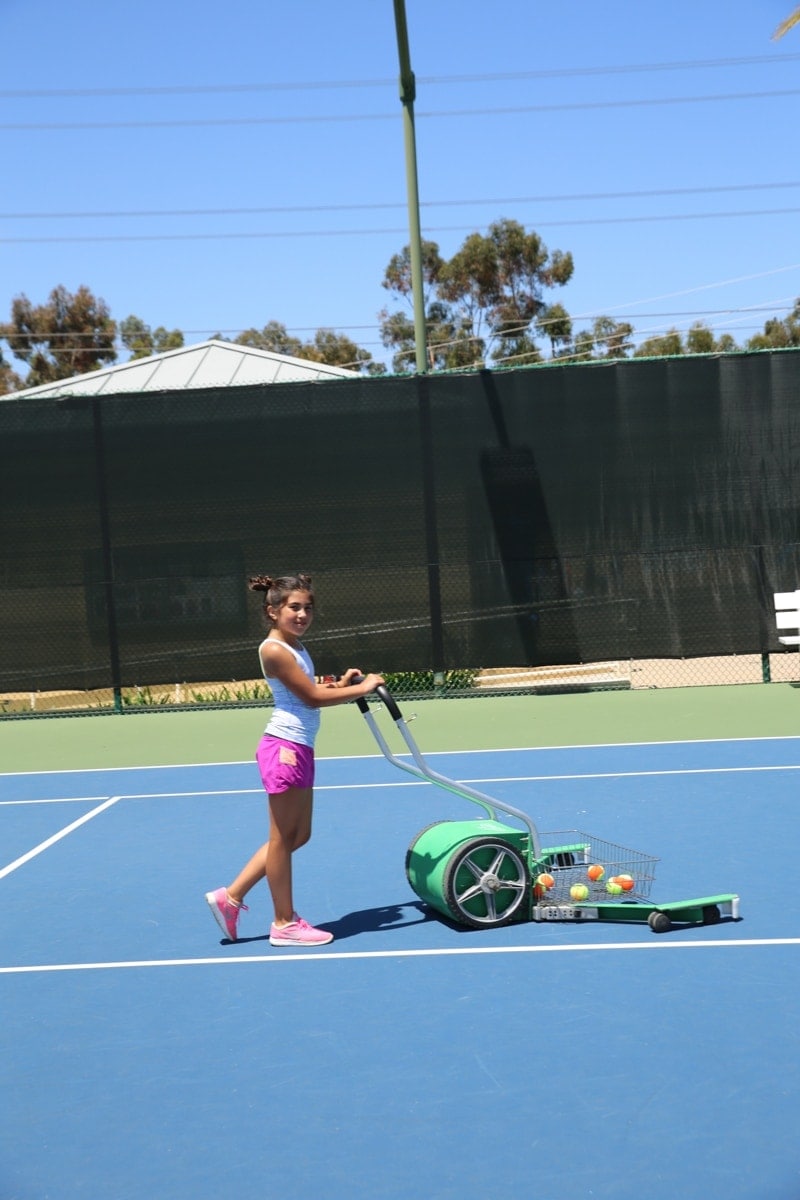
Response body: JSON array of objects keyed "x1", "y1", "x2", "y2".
[
  {"x1": 2, "y1": 653, "x2": 799, "y2": 717},
  {"x1": 2, "y1": 351, "x2": 799, "y2": 718}
]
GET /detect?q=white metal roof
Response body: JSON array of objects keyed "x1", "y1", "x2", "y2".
[{"x1": 1, "y1": 339, "x2": 359, "y2": 399}]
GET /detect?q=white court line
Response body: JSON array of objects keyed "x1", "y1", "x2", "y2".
[
  {"x1": 0, "y1": 789, "x2": 264, "y2": 806},
  {"x1": 3, "y1": 761, "x2": 796, "y2": 875},
  {"x1": 0, "y1": 795, "x2": 112, "y2": 807},
  {"x1": 3, "y1": 760, "x2": 800, "y2": 808},
  {"x1": 108, "y1": 761, "x2": 800, "y2": 798},
  {"x1": 0, "y1": 936, "x2": 798, "y2": 974},
  {"x1": 460, "y1": 763, "x2": 800, "y2": 784},
  {"x1": 0, "y1": 796, "x2": 120, "y2": 880}
]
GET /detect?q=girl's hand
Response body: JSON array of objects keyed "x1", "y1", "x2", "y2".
[
  {"x1": 358, "y1": 672, "x2": 385, "y2": 693},
  {"x1": 339, "y1": 669, "x2": 385, "y2": 692}
]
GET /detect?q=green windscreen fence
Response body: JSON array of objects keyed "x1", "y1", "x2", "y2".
[{"x1": 1, "y1": 350, "x2": 799, "y2": 700}]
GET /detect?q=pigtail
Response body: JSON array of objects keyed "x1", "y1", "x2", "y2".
[{"x1": 248, "y1": 575, "x2": 274, "y2": 594}]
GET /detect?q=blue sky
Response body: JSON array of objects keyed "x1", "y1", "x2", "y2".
[{"x1": 2, "y1": 0, "x2": 799, "y2": 373}]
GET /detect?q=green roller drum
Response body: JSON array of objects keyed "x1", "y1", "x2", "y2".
[{"x1": 405, "y1": 818, "x2": 532, "y2": 929}]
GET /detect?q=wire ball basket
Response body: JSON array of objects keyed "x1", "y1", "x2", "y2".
[{"x1": 535, "y1": 831, "x2": 659, "y2": 903}]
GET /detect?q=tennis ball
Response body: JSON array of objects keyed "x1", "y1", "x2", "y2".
[
  {"x1": 617, "y1": 874, "x2": 635, "y2": 892},
  {"x1": 536, "y1": 872, "x2": 555, "y2": 890},
  {"x1": 570, "y1": 883, "x2": 589, "y2": 901},
  {"x1": 587, "y1": 864, "x2": 605, "y2": 881},
  {"x1": 606, "y1": 880, "x2": 624, "y2": 895}
]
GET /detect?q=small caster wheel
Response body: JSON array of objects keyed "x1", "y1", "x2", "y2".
[
  {"x1": 702, "y1": 904, "x2": 721, "y2": 925},
  {"x1": 648, "y1": 911, "x2": 672, "y2": 934}
]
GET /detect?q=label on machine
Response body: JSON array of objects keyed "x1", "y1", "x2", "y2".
[{"x1": 532, "y1": 904, "x2": 601, "y2": 922}]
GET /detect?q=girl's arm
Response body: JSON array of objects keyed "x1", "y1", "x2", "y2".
[{"x1": 261, "y1": 642, "x2": 383, "y2": 709}]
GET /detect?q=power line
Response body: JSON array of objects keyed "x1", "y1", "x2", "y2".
[
  {"x1": 1, "y1": 53, "x2": 799, "y2": 98},
  {"x1": 4, "y1": 89, "x2": 800, "y2": 132},
  {"x1": 3, "y1": 207, "x2": 800, "y2": 244},
  {"x1": 4, "y1": 180, "x2": 800, "y2": 221},
  {"x1": 9, "y1": 299, "x2": 797, "y2": 347},
  {"x1": 588, "y1": 263, "x2": 800, "y2": 321}
]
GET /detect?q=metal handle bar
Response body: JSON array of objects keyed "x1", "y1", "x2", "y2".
[
  {"x1": 353, "y1": 681, "x2": 542, "y2": 858},
  {"x1": 355, "y1": 683, "x2": 399, "y2": 719}
]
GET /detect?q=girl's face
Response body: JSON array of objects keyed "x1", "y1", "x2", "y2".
[{"x1": 269, "y1": 589, "x2": 314, "y2": 642}]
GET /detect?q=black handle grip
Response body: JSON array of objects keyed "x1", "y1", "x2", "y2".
[
  {"x1": 375, "y1": 684, "x2": 402, "y2": 722},
  {"x1": 351, "y1": 675, "x2": 370, "y2": 714},
  {"x1": 351, "y1": 677, "x2": 403, "y2": 721}
]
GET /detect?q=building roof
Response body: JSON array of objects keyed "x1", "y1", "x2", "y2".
[{"x1": 1, "y1": 339, "x2": 359, "y2": 400}]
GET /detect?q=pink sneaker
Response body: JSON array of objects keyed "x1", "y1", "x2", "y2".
[
  {"x1": 269, "y1": 914, "x2": 333, "y2": 947},
  {"x1": 205, "y1": 888, "x2": 248, "y2": 941}
]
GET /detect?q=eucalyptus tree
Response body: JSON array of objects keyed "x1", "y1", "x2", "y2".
[
  {"x1": 380, "y1": 220, "x2": 574, "y2": 371},
  {"x1": 235, "y1": 320, "x2": 379, "y2": 374},
  {"x1": 1, "y1": 285, "x2": 116, "y2": 386},
  {"x1": 746, "y1": 299, "x2": 800, "y2": 349},
  {"x1": 567, "y1": 316, "x2": 635, "y2": 362},
  {"x1": 0, "y1": 348, "x2": 23, "y2": 395},
  {"x1": 120, "y1": 315, "x2": 184, "y2": 360}
]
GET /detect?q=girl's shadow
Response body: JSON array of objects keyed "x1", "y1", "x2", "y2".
[
  {"x1": 230, "y1": 901, "x2": 434, "y2": 945},
  {"x1": 324, "y1": 901, "x2": 434, "y2": 941}
]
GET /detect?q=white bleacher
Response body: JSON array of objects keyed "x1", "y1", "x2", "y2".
[{"x1": 774, "y1": 590, "x2": 800, "y2": 646}]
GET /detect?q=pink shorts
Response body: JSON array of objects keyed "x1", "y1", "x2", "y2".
[{"x1": 256, "y1": 735, "x2": 315, "y2": 794}]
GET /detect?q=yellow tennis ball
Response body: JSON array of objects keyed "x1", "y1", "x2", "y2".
[
  {"x1": 606, "y1": 880, "x2": 623, "y2": 895},
  {"x1": 587, "y1": 864, "x2": 605, "y2": 882},
  {"x1": 570, "y1": 883, "x2": 589, "y2": 901}
]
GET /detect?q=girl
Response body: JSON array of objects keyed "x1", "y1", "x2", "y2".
[{"x1": 205, "y1": 573, "x2": 384, "y2": 947}]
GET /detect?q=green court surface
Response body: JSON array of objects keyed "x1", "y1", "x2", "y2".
[{"x1": 1, "y1": 682, "x2": 797, "y2": 772}]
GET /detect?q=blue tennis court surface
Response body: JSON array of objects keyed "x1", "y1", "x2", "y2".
[{"x1": 2, "y1": 735, "x2": 799, "y2": 1199}]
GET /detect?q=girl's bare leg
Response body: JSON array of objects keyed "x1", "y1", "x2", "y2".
[
  {"x1": 227, "y1": 843, "x2": 269, "y2": 906},
  {"x1": 265, "y1": 786, "x2": 313, "y2": 925}
]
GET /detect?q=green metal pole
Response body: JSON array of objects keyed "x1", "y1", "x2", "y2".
[
  {"x1": 91, "y1": 398, "x2": 124, "y2": 713},
  {"x1": 392, "y1": 0, "x2": 428, "y2": 374}
]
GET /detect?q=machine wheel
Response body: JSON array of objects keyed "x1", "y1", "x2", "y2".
[
  {"x1": 648, "y1": 911, "x2": 672, "y2": 934},
  {"x1": 702, "y1": 904, "x2": 722, "y2": 925},
  {"x1": 442, "y1": 837, "x2": 530, "y2": 929}
]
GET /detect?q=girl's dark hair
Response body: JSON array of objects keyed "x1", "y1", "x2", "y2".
[{"x1": 248, "y1": 573, "x2": 314, "y2": 617}]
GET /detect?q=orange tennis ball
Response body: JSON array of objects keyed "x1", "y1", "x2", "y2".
[
  {"x1": 536, "y1": 873, "x2": 555, "y2": 890},
  {"x1": 570, "y1": 883, "x2": 589, "y2": 901},
  {"x1": 587, "y1": 864, "x2": 605, "y2": 882},
  {"x1": 617, "y1": 874, "x2": 635, "y2": 892}
]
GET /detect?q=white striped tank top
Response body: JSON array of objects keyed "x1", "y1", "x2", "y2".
[{"x1": 259, "y1": 638, "x2": 320, "y2": 747}]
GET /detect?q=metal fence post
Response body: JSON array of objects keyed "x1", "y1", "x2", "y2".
[{"x1": 416, "y1": 374, "x2": 445, "y2": 674}]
